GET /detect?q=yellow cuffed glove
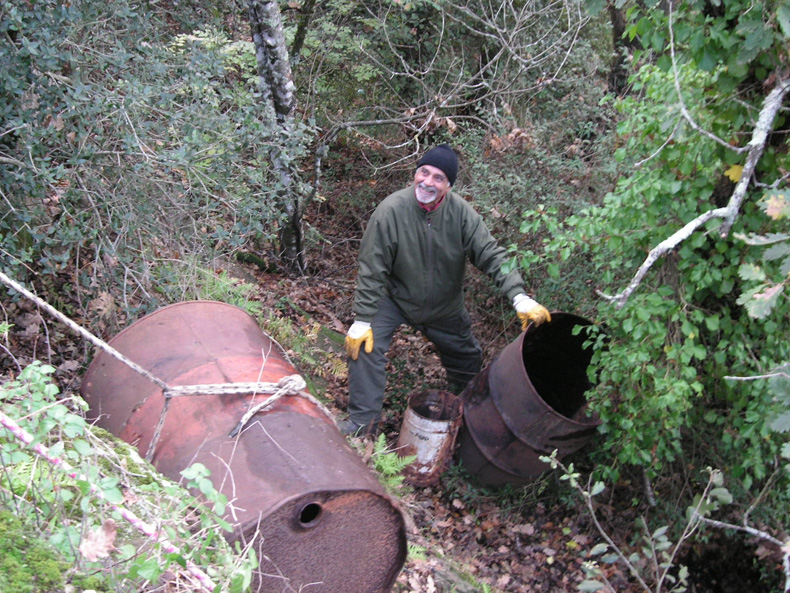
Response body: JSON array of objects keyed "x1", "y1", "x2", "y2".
[
  {"x1": 513, "y1": 294, "x2": 551, "y2": 331},
  {"x1": 345, "y1": 320, "x2": 374, "y2": 360}
]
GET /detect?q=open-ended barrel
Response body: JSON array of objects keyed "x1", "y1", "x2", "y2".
[
  {"x1": 457, "y1": 312, "x2": 600, "y2": 487},
  {"x1": 80, "y1": 301, "x2": 406, "y2": 593}
]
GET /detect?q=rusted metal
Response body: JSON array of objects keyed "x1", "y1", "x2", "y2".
[
  {"x1": 396, "y1": 390, "x2": 463, "y2": 487},
  {"x1": 80, "y1": 301, "x2": 406, "y2": 593},
  {"x1": 457, "y1": 313, "x2": 600, "y2": 487}
]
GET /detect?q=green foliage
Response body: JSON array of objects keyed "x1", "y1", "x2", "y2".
[
  {"x1": 154, "y1": 262, "x2": 263, "y2": 317},
  {"x1": 0, "y1": 0, "x2": 288, "y2": 324},
  {"x1": 0, "y1": 361, "x2": 255, "y2": 593},
  {"x1": 624, "y1": 0, "x2": 787, "y2": 90},
  {"x1": 0, "y1": 511, "x2": 66, "y2": 593},
  {"x1": 543, "y1": 454, "x2": 769, "y2": 593},
  {"x1": 510, "y1": 1, "x2": 790, "y2": 505},
  {"x1": 735, "y1": 190, "x2": 790, "y2": 319},
  {"x1": 259, "y1": 307, "x2": 347, "y2": 395},
  {"x1": 371, "y1": 433, "x2": 416, "y2": 493}
]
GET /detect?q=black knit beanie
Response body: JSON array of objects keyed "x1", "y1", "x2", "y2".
[{"x1": 416, "y1": 144, "x2": 458, "y2": 185}]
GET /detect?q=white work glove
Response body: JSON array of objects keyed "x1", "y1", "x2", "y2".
[
  {"x1": 513, "y1": 294, "x2": 551, "y2": 331},
  {"x1": 345, "y1": 320, "x2": 374, "y2": 360}
]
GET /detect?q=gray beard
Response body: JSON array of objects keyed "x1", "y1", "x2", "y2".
[{"x1": 416, "y1": 183, "x2": 437, "y2": 204}]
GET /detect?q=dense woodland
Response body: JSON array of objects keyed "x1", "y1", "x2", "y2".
[{"x1": 1, "y1": 0, "x2": 789, "y2": 592}]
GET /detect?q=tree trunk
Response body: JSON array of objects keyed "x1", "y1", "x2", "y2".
[
  {"x1": 247, "y1": 0, "x2": 305, "y2": 273},
  {"x1": 607, "y1": 2, "x2": 638, "y2": 95},
  {"x1": 290, "y1": 0, "x2": 317, "y2": 66}
]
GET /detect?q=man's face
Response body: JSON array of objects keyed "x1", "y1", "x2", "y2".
[{"x1": 414, "y1": 164, "x2": 451, "y2": 205}]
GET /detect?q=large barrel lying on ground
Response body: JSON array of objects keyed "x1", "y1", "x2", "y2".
[
  {"x1": 457, "y1": 312, "x2": 600, "y2": 487},
  {"x1": 80, "y1": 301, "x2": 406, "y2": 593}
]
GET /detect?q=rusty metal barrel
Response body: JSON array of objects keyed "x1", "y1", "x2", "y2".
[
  {"x1": 457, "y1": 312, "x2": 600, "y2": 487},
  {"x1": 396, "y1": 390, "x2": 463, "y2": 487},
  {"x1": 80, "y1": 301, "x2": 406, "y2": 593}
]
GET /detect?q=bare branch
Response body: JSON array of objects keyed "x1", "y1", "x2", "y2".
[
  {"x1": 668, "y1": 3, "x2": 748, "y2": 154},
  {"x1": 597, "y1": 207, "x2": 728, "y2": 306},
  {"x1": 0, "y1": 155, "x2": 28, "y2": 168},
  {"x1": 719, "y1": 75, "x2": 790, "y2": 236},
  {"x1": 724, "y1": 371, "x2": 790, "y2": 381},
  {"x1": 599, "y1": 71, "x2": 790, "y2": 307},
  {"x1": 324, "y1": 0, "x2": 588, "y2": 144}
]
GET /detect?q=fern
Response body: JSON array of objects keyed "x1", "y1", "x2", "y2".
[
  {"x1": 407, "y1": 542, "x2": 427, "y2": 562},
  {"x1": 371, "y1": 434, "x2": 416, "y2": 492}
]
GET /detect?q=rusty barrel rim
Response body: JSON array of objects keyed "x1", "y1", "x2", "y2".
[{"x1": 458, "y1": 312, "x2": 600, "y2": 486}]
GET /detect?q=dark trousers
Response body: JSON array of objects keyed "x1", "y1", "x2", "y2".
[{"x1": 347, "y1": 294, "x2": 482, "y2": 426}]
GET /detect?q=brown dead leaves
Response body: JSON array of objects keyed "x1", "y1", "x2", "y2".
[{"x1": 79, "y1": 519, "x2": 117, "y2": 562}]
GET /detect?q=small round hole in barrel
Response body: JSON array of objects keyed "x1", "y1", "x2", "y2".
[{"x1": 298, "y1": 502, "x2": 323, "y2": 528}]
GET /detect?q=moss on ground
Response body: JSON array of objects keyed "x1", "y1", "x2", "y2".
[{"x1": 0, "y1": 511, "x2": 65, "y2": 593}]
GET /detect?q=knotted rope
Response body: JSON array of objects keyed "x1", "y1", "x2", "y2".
[{"x1": 226, "y1": 375, "x2": 307, "y2": 437}]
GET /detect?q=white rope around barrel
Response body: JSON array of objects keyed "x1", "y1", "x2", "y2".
[
  {"x1": 0, "y1": 270, "x2": 336, "y2": 458},
  {"x1": 227, "y1": 375, "x2": 307, "y2": 437},
  {"x1": 165, "y1": 377, "x2": 305, "y2": 398}
]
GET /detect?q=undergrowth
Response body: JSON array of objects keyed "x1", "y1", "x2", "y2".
[{"x1": 0, "y1": 360, "x2": 255, "y2": 593}]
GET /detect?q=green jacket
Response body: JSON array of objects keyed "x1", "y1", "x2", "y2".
[{"x1": 353, "y1": 186, "x2": 526, "y2": 324}]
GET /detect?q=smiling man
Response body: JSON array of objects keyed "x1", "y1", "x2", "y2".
[{"x1": 340, "y1": 144, "x2": 551, "y2": 436}]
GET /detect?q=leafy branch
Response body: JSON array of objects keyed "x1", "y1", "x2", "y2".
[{"x1": 597, "y1": 2, "x2": 790, "y2": 309}]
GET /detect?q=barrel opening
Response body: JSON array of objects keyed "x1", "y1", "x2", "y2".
[
  {"x1": 298, "y1": 502, "x2": 323, "y2": 528},
  {"x1": 521, "y1": 318, "x2": 594, "y2": 420},
  {"x1": 410, "y1": 390, "x2": 462, "y2": 421}
]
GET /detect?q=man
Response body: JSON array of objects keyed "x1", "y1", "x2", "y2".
[{"x1": 341, "y1": 144, "x2": 550, "y2": 436}]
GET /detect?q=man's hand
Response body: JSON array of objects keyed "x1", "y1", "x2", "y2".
[
  {"x1": 345, "y1": 320, "x2": 374, "y2": 360},
  {"x1": 513, "y1": 294, "x2": 551, "y2": 331}
]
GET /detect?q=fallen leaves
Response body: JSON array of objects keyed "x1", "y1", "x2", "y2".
[{"x1": 79, "y1": 519, "x2": 117, "y2": 562}]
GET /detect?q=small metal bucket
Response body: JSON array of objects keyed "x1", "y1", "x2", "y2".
[
  {"x1": 457, "y1": 312, "x2": 600, "y2": 487},
  {"x1": 396, "y1": 390, "x2": 463, "y2": 487}
]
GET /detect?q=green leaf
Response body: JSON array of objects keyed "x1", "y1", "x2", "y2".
[
  {"x1": 779, "y1": 4, "x2": 790, "y2": 38},
  {"x1": 652, "y1": 525, "x2": 669, "y2": 539},
  {"x1": 181, "y1": 462, "x2": 210, "y2": 481},
  {"x1": 578, "y1": 580, "x2": 605, "y2": 592},
  {"x1": 735, "y1": 232, "x2": 790, "y2": 246},
  {"x1": 763, "y1": 242, "x2": 790, "y2": 261},
  {"x1": 102, "y1": 486, "x2": 124, "y2": 504},
  {"x1": 72, "y1": 438, "x2": 92, "y2": 456},
  {"x1": 698, "y1": 49, "x2": 718, "y2": 71},
  {"x1": 769, "y1": 412, "x2": 790, "y2": 433},
  {"x1": 590, "y1": 481, "x2": 605, "y2": 496},
  {"x1": 709, "y1": 487, "x2": 733, "y2": 505},
  {"x1": 737, "y1": 263, "x2": 765, "y2": 281},
  {"x1": 746, "y1": 284, "x2": 783, "y2": 319},
  {"x1": 589, "y1": 543, "x2": 609, "y2": 556},
  {"x1": 76, "y1": 480, "x2": 92, "y2": 496},
  {"x1": 584, "y1": 0, "x2": 607, "y2": 16},
  {"x1": 137, "y1": 560, "x2": 162, "y2": 581}
]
